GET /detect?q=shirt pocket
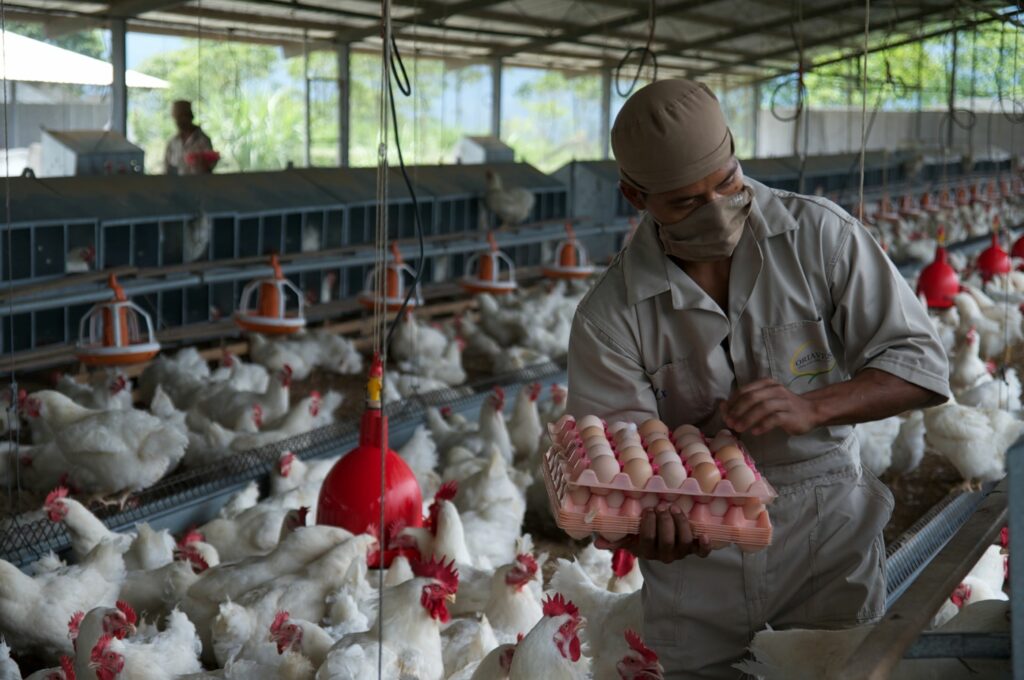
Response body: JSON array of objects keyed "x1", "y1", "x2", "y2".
[
  {"x1": 644, "y1": 358, "x2": 713, "y2": 426},
  {"x1": 762, "y1": 318, "x2": 841, "y2": 395}
]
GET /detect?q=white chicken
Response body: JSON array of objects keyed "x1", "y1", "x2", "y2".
[
  {"x1": 508, "y1": 593, "x2": 588, "y2": 680},
  {"x1": 924, "y1": 400, "x2": 1024, "y2": 488},
  {"x1": 853, "y1": 416, "x2": 902, "y2": 477},
  {"x1": 196, "y1": 365, "x2": 292, "y2": 433},
  {"x1": 210, "y1": 352, "x2": 270, "y2": 393},
  {"x1": 268, "y1": 610, "x2": 334, "y2": 670},
  {"x1": 0, "y1": 541, "x2": 125, "y2": 657},
  {"x1": 138, "y1": 347, "x2": 210, "y2": 406},
  {"x1": 483, "y1": 553, "x2": 544, "y2": 642},
  {"x1": 889, "y1": 410, "x2": 927, "y2": 478},
  {"x1": 485, "y1": 170, "x2": 535, "y2": 227},
  {"x1": 24, "y1": 391, "x2": 189, "y2": 501},
  {"x1": 442, "y1": 614, "x2": 500, "y2": 679},
  {"x1": 55, "y1": 370, "x2": 132, "y2": 411},
  {"x1": 390, "y1": 312, "x2": 450, "y2": 364},
  {"x1": 607, "y1": 549, "x2": 643, "y2": 594},
  {"x1": 954, "y1": 290, "x2": 1024, "y2": 360},
  {"x1": 509, "y1": 383, "x2": 543, "y2": 463},
  {"x1": 930, "y1": 544, "x2": 1008, "y2": 628},
  {"x1": 231, "y1": 391, "x2": 338, "y2": 452},
  {"x1": 950, "y1": 327, "x2": 993, "y2": 397},
  {"x1": 397, "y1": 425, "x2": 440, "y2": 499},
  {"x1": 65, "y1": 245, "x2": 96, "y2": 273},
  {"x1": 317, "y1": 557, "x2": 460, "y2": 680},
  {"x1": 958, "y1": 368, "x2": 1022, "y2": 412},
  {"x1": 87, "y1": 609, "x2": 203, "y2": 679},
  {"x1": 455, "y1": 448, "x2": 527, "y2": 568}
]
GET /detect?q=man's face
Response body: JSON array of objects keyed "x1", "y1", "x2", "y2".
[
  {"x1": 621, "y1": 158, "x2": 744, "y2": 225},
  {"x1": 171, "y1": 104, "x2": 193, "y2": 130}
]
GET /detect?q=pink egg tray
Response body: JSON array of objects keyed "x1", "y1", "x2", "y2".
[{"x1": 540, "y1": 416, "x2": 776, "y2": 551}]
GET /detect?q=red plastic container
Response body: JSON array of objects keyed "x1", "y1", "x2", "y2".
[
  {"x1": 916, "y1": 246, "x2": 960, "y2": 309},
  {"x1": 977, "y1": 232, "x2": 1011, "y2": 282},
  {"x1": 317, "y1": 359, "x2": 423, "y2": 568}
]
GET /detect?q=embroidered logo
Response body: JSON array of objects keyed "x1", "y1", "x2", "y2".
[{"x1": 787, "y1": 341, "x2": 836, "y2": 386}]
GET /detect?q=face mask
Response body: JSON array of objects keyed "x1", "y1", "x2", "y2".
[{"x1": 655, "y1": 186, "x2": 753, "y2": 262}]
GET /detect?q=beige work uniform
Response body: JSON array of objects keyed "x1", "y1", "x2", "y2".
[{"x1": 566, "y1": 178, "x2": 950, "y2": 679}]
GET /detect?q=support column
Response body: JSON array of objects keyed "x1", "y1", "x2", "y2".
[
  {"x1": 303, "y1": 36, "x2": 311, "y2": 167},
  {"x1": 336, "y1": 42, "x2": 350, "y2": 167},
  {"x1": 948, "y1": 29, "x2": 958, "y2": 148},
  {"x1": 600, "y1": 67, "x2": 612, "y2": 159},
  {"x1": 490, "y1": 57, "x2": 502, "y2": 140},
  {"x1": 110, "y1": 18, "x2": 127, "y2": 136}
]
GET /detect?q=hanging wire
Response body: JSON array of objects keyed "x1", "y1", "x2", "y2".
[
  {"x1": 614, "y1": 0, "x2": 657, "y2": 97},
  {"x1": 857, "y1": 0, "x2": 870, "y2": 223}
]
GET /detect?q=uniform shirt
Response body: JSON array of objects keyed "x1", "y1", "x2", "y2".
[
  {"x1": 567, "y1": 178, "x2": 950, "y2": 466},
  {"x1": 165, "y1": 127, "x2": 214, "y2": 176}
]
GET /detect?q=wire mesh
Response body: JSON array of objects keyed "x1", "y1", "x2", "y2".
[{"x1": 0, "y1": 358, "x2": 566, "y2": 568}]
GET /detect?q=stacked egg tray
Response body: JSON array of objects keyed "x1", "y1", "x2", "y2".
[{"x1": 541, "y1": 415, "x2": 777, "y2": 551}]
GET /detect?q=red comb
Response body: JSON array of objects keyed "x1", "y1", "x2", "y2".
[
  {"x1": 436, "y1": 481, "x2": 458, "y2": 501},
  {"x1": 90, "y1": 634, "x2": 114, "y2": 662},
  {"x1": 270, "y1": 610, "x2": 290, "y2": 634},
  {"x1": 178, "y1": 529, "x2": 204, "y2": 547},
  {"x1": 624, "y1": 629, "x2": 658, "y2": 663},
  {"x1": 59, "y1": 655, "x2": 74, "y2": 678},
  {"x1": 516, "y1": 553, "x2": 539, "y2": 575},
  {"x1": 45, "y1": 486, "x2": 69, "y2": 506},
  {"x1": 612, "y1": 548, "x2": 636, "y2": 578},
  {"x1": 543, "y1": 593, "x2": 580, "y2": 619},
  {"x1": 412, "y1": 556, "x2": 459, "y2": 593},
  {"x1": 115, "y1": 600, "x2": 137, "y2": 625},
  {"x1": 528, "y1": 383, "x2": 542, "y2": 400},
  {"x1": 68, "y1": 610, "x2": 85, "y2": 640},
  {"x1": 440, "y1": 406, "x2": 452, "y2": 417},
  {"x1": 1001, "y1": 526, "x2": 1009, "y2": 548}
]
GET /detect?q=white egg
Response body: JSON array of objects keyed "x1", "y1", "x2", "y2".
[
  {"x1": 708, "y1": 497, "x2": 730, "y2": 516},
  {"x1": 608, "y1": 421, "x2": 633, "y2": 436},
  {"x1": 578, "y1": 415, "x2": 603, "y2": 431},
  {"x1": 673, "y1": 424, "x2": 701, "y2": 440},
  {"x1": 681, "y1": 441, "x2": 712, "y2": 460},
  {"x1": 587, "y1": 443, "x2": 614, "y2": 459},
  {"x1": 590, "y1": 454, "x2": 620, "y2": 483},
  {"x1": 653, "y1": 450, "x2": 681, "y2": 468},
  {"x1": 675, "y1": 433, "x2": 705, "y2": 450},
  {"x1": 569, "y1": 486, "x2": 591, "y2": 506},
  {"x1": 659, "y1": 461, "x2": 687, "y2": 488},
  {"x1": 711, "y1": 429, "x2": 737, "y2": 451},
  {"x1": 727, "y1": 465, "x2": 756, "y2": 493},
  {"x1": 618, "y1": 446, "x2": 648, "y2": 464},
  {"x1": 687, "y1": 451, "x2": 714, "y2": 468},
  {"x1": 647, "y1": 438, "x2": 676, "y2": 458}
]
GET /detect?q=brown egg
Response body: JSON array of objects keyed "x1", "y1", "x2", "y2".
[
  {"x1": 711, "y1": 429, "x2": 737, "y2": 451},
  {"x1": 647, "y1": 438, "x2": 676, "y2": 458},
  {"x1": 726, "y1": 464, "x2": 756, "y2": 493},
  {"x1": 686, "y1": 451, "x2": 714, "y2": 468},
  {"x1": 681, "y1": 441, "x2": 712, "y2": 460},
  {"x1": 586, "y1": 443, "x2": 614, "y2": 459},
  {"x1": 659, "y1": 461, "x2": 687, "y2": 488},
  {"x1": 590, "y1": 454, "x2": 620, "y2": 483},
  {"x1": 723, "y1": 456, "x2": 746, "y2": 471},
  {"x1": 580, "y1": 425, "x2": 606, "y2": 442},
  {"x1": 608, "y1": 421, "x2": 633, "y2": 436},
  {"x1": 673, "y1": 424, "x2": 701, "y2": 440},
  {"x1": 692, "y1": 462, "x2": 722, "y2": 493},
  {"x1": 675, "y1": 433, "x2": 705, "y2": 450},
  {"x1": 578, "y1": 415, "x2": 603, "y2": 431},
  {"x1": 715, "y1": 445, "x2": 745, "y2": 466},
  {"x1": 653, "y1": 450, "x2": 681, "y2": 468},
  {"x1": 638, "y1": 418, "x2": 669, "y2": 439},
  {"x1": 583, "y1": 435, "x2": 610, "y2": 450},
  {"x1": 643, "y1": 431, "x2": 670, "y2": 445},
  {"x1": 617, "y1": 446, "x2": 648, "y2": 464},
  {"x1": 624, "y1": 458, "x2": 653, "y2": 489}
]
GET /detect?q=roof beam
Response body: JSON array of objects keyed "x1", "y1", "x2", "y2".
[
  {"x1": 490, "y1": 0, "x2": 727, "y2": 59},
  {"x1": 106, "y1": 0, "x2": 185, "y2": 18},
  {"x1": 335, "y1": 0, "x2": 512, "y2": 43}
]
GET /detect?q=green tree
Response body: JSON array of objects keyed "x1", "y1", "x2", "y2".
[{"x1": 6, "y1": 21, "x2": 105, "y2": 59}]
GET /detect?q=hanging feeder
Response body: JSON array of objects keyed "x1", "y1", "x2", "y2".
[
  {"x1": 317, "y1": 354, "x2": 423, "y2": 568},
  {"x1": 916, "y1": 228, "x2": 961, "y2": 310},
  {"x1": 977, "y1": 219, "x2": 1010, "y2": 283},
  {"x1": 899, "y1": 194, "x2": 925, "y2": 219},
  {"x1": 938, "y1": 188, "x2": 956, "y2": 211},
  {"x1": 956, "y1": 185, "x2": 971, "y2": 206},
  {"x1": 461, "y1": 231, "x2": 518, "y2": 295},
  {"x1": 235, "y1": 254, "x2": 306, "y2": 335},
  {"x1": 919, "y1": 192, "x2": 941, "y2": 215},
  {"x1": 359, "y1": 242, "x2": 423, "y2": 312},
  {"x1": 542, "y1": 223, "x2": 596, "y2": 280},
  {"x1": 970, "y1": 183, "x2": 990, "y2": 206},
  {"x1": 76, "y1": 274, "x2": 161, "y2": 366}
]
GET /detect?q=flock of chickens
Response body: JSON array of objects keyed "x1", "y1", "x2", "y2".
[{"x1": 2, "y1": 177, "x2": 1023, "y2": 678}]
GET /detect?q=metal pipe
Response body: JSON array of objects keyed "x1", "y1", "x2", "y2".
[
  {"x1": 110, "y1": 18, "x2": 128, "y2": 135},
  {"x1": 491, "y1": 57, "x2": 502, "y2": 139},
  {"x1": 600, "y1": 68, "x2": 612, "y2": 160},
  {"x1": 337, "y1": 42, "x2": 351, "y2": 167},
  {"x1": 1010, "y1": 428, "x2": 1024, "y2": 678}
]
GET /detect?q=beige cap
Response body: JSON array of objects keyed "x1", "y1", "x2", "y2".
[{"x1": 611, "y1": 79, "x2": 734, "y2": 194}]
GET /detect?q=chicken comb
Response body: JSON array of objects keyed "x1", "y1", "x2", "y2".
[
  {"x1": 269, "y1": 610, "x2": 290, "y2": 634},
  {"x1": 310, "y1": 390, "x2": 321, "y2": 400},
  {"x1": 412, "y1": 556, "x2": 459, "y2": 593},
  {"x1": 542, "y1": 593, "x2": 580, "y2": 619},
  {"x1": 115, "y1": 600, "x2": 138, "y2": 625},
  {"x1": 435, "y1": 481, "x2": 458, "y2": 502},
  {"x1": 45, "y1": 486, "x2": 69, "y2": 507},
  {"x1": 221, "y1": 349, "x2": 235, "y2": 367},
  {"x1": 440, "y1": 406, "x2": 453, "y2": 417},
  {"x1": 178, "y1": 528, "x2": 205, "y2": 547},
  {"x1": 278, "y1": 451, "x2": 296, "y2": 476},
  {"x1": 90, "y1": 634, "x2": 114, "y2": 661},
  {"x1": 59, "y1": 655, "x2": 75, "y2": 678},
  {"x1": 515, "y1": 553, "x2": 539, "y2": 575},
  {"x1": 1001, "y1": 526, "x2": 1009, "y2": 548},
  {"x1": 612, "y1": 548, "x2": 636, "y2": 579},
  {"x1": 68, "y1": 610, "x2": 85, "y2": 639},
  {"x1": 527, "y1": 382, "x2": 542, "y2": 401},
  {"x1": 493, "y1": 386, "x2": 505, "y2": 401},
  {"x1": 624, "y1": 630, "x2": 658, "y2": 663}
]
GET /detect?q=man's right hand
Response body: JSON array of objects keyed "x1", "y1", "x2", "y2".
[{"x1": 595, "y1": 506, "x2": 712, "y2": 563}]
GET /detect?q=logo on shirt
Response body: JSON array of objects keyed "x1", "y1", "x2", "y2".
[{"x1": 787, "y1": 341, "x2": 836, "y2": 386}]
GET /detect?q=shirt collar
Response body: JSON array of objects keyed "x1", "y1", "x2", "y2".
[{"x1": 622, "y1": 177, "x2": 798, "y2": 306}]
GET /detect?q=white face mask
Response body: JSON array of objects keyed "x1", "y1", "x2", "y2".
[{"x1": 655, "y1": 186, "x2": 753, "y2": 262}]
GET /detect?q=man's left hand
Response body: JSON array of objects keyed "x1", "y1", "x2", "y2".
[{"x1": 720, "y1": 378, "x2": 820, "y2": 436}]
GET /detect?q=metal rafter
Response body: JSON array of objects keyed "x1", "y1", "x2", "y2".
[{"x1": 335, "y1": 0, "x2": 512, "y2": 43}]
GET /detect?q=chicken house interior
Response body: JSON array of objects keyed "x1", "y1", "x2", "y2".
[{"x1": 0, "y1": 1, "x2": 1023, "y2": 679}]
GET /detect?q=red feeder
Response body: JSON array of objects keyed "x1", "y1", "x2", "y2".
[
  {"x1": 359, "y1": 242, "x2": 423, "y2": 312},
  {"x1": 916, "y1": 229, "x2": 960, "y2": 309},
  {"x1": 235, "y1": 254, "x2": 306, "y2": 335},
  {"x1": 317, "y1": 354, "x2": 423, "y2": 568},
  {"x1": 542, "y1": 223, "x2": 596, "y2": 280},
  {"x1": 977, "y1": 225, "x2": 1011, "y2": 283},
  {"x1": 874, "y1": 195, "x2": 901, "y2": 225},
  {"x1": 76, "y1": 274, "x2": 161, "y2": 366},
  {"x1": 461, "y1": 231, "x2": 518, "y2": 295}
]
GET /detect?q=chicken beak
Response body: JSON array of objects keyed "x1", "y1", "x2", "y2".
[
  {"x1": 445, "y1": 592, "x2": 457, "y2": 604},
  {"x1": 127, "y1": 623, "x2": 137, "y2": 636}
]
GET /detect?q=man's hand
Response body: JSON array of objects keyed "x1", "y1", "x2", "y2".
[
  {"x1": 720, "y1": 378, "x2": 821, "y2": 436},
  {"x1": 595, "y1": 507, "x2": 711, "y2": 563}
]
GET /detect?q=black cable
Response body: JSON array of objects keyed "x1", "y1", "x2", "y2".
[
  {"x1": 389, "y1": 33, "x2": 412, "y2": 97},
  {"x1": 614, "y1": 0, "x2": 657, "y2": 97},
  {"x1": 382, "y1": 43, "x2": 425, "y2": 352}
]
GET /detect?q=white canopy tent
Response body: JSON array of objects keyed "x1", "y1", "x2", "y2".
[{"x1": 0, "y1": 30, "x2": 167, "y2": 88}]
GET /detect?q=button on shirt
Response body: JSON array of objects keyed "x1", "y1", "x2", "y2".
[
  {"x1": 165, "y1": 127, "x2": 214, "y2": 176},
  {"x1": 566, "y1": 178, "x2": 950, "y2": 466}
]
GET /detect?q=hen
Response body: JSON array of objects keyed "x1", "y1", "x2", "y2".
[
  {"x1": 70, "y1": 602, "x2": 138, "y2": 680},
  {"x1": 508, "y1": 594, "x2": 588, "y2": 680},
  {"x1": 485, "y1": 170, "x2": 535, "y2": 227},
  {"x1": 509, "y1": 383, "x2": 543, "y2": 463},
  {"x1": 56, "y1": 370, "x2": 132, "y2": 411},
  {"x1": 88, "y1": 609, "x2": 203, "y2": 679},
  {"x1": 924, "y1": 401, "x2": 1024, "y2": 488},
  {"x1": 209, "y1": 352, "x2": 270, "y2": 393},
  {"x1": 138, "y1": 347, "x2": 210, "y2": 406},
  {"x1": 195, "y1": 365, "x2": 292, "y2": 432},
  {"x1": 455, "y1": 448, "x2": 527, "y2": 568},
  {"x1": 853, "y1": 416, "x2": 901, "y2": 478},
  {"x1": 889, "y1": 410, "x2": 926, "y2": 479}
]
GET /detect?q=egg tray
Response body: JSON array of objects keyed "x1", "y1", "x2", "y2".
[
  {"x1": 547, "y1": 421, "x2": 778, "y2": 504},
  {"x1": 541, "y1": 446, "x2": 773, "y2": 550}
]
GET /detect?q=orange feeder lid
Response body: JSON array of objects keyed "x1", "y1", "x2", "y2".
[
  {"x1": 915, "y1": 228, "x2": 961, "y2": 309},
  {"x1": 542, "y1": 223, "x2": 597, "y2": 280},
  {"x1": 899, "y1": 194, "x2": 924, "y2": 218},
  {"x1": 461, "y1": 231, "x2": 518, "y2": 294},
  {"x1": 359, "y1": 242, "x2": 424, "y2": 312},
  {"x1": 235, "y1": 254, "x2": 306, "y2": 335},
  {"x1": 76, "y1": 274, "x2": 161, "y2": 366},
  {"x1": 317, "y1": 353, "x2": 423, "y2": 568}
]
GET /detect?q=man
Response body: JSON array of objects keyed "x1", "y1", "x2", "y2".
[
  {"x1": 165, "y1": 100, "x2": 217, "y2": 175},
  {"x1": 566, "y1": 79, "x2": 949, "y2": 678}
]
